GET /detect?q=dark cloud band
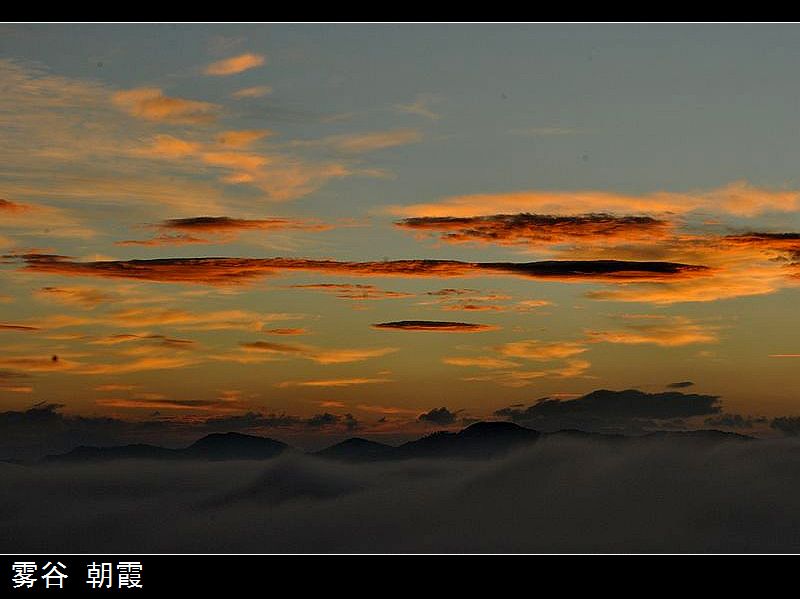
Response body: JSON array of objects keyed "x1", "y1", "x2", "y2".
[
  {"x1": 16, "y1": 254, "x2": 709, "y2": 286},
  {"x1": 372, "y1": 321, "x2": 495, "y2": 332}
]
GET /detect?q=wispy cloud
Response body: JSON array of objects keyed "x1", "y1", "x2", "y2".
[
  {"x1": 276, "y1": 377, "x2": 393, "y2": 388},
  {"x1": 586, "y1": 315, "x2": 719, "y2": 347},
  {"x1": 35, "y1": 286, "x2": 114, "y2": 309},
  {"x1": 372, "y1": 321, "x2": 497, "y2": 333},
  {"x1": 394, "y1": 94, "x2": 441, "y2": 120},
  {"x1": 112, "y1": 87, "x2": 219, "y2": 123},
  {"x1": 291, "y1": 284, "x2": 413, "y2": 301},
  {"x1": 232, "y1": 85, "x2": 272, "y2": 99},
  {"x1": 205, "y1": 53, "x2": 266, "y2": 76},
  {"x1": 294, "y1": 129, "x2": 423, "y2": 153},
  {"x1": 390, "y1": 181, "x2": 800, "y2": 219},
  {"x1": 240, "y1": 341, "x2": 397, "y2": 364},
  {"x1": 117, "y1": 216, "x2": 332, "y2": 246},
  {"x1": 17, "y1": 255, "x2": 709, "y2": 286},
  {"x1": 396, "y1": 213, "x2": 671, "y2": 247}
]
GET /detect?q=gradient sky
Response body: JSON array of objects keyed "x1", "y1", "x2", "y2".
[{"x1": 2, "y1": 23, "x2": 800, "y2": 447}]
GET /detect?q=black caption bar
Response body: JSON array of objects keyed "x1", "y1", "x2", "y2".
[{"x1": 0, "y1": 554, "x2": 791, "y2": 595}]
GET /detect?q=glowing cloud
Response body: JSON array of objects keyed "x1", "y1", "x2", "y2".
[
  {"x1": 216, "y1": 130, "x2": 272, "y2": 148},
  {"x1": 372, "y1": 321, "x2": 497, "y2": 333},
  {"x1": 390, "y1": 181, "x2": 800, "y2": 219},
  {"x1": 232, "y1": 85, "x2": 272, "y2": 99},
  {"x1": 396, "y1": 213, "x2": 671, "y2": 246},
  {"x1": 205, "y1": 53, "x2": 266, "y2": 76},
  {"x1": 291, "y1": 284, "x2": 413, "y2": 301},
  {"x1": 496, "y1": 340, "x2": 588, "y2": 361},
  {"x1": 112, "y1": 87, "x2": 218, "y2": 123},
  {"x1": 18, "y1": 255, "x2": 709, "y2": 286},
  {"x1": 35, "y1": 286, "x2": 115, "y2": 309},
  {"x1": 276, "y1": 377, "x2": 393, "y2": 388},
  {"x1": 586, "y1": 315, "x2": 719, "y2": 347},
  {"x1": 296, "y1": 129, "x2": 423, "y2": 153},
  {"x1": 240, "y1": 341, "x2": 397, "y2": 364}
]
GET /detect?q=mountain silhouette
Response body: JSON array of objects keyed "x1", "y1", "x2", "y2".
[
  {"x1": 182, "y1": 432, "x2": 288, "y2": 460},
  {"x1": 641, "y1": 429, "x2": 753, "y2": 442},
  {"x1": 314, "y1": 437, "x2": 394, "y2": 462},
  {"x1": 46, "y1": 432, "x2": 288, "y2": 463},
  {"x1": 43, "y1": 422, "x2": 754, "y2": 464},
  {"x1": 394, "y1": 421, "x2": 541, "y2": 459}
]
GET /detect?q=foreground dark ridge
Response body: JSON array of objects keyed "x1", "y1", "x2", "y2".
[{"x1": 42, "y1": 421, "x2": 753, "y2": 464}]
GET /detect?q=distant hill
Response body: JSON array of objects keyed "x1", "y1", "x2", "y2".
[
  {"x1": 394, "y1": 421, "x2": 541, "y2": 460},
  {"x1": 45, "y1": 432, "x2": 288, "y2": 463},
  {"x1": 43, "y1": 422, "x2": 755, "y2": 464},
  {"x1": 182, "y1": 432, "x2": 288, "y2": 460},
  {"x1": 314, "y1": 437, "x2": 394, "y2": 462},
  {"x1": 641, "y1": 429, "x2": 753, "y2": 442},
  {"x1": 316, "y1": 421, "x2": 542, "y2": 462}
]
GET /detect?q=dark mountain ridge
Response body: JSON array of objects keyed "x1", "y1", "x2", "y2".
[
  {"x1": 43, "y1": 422, "x2": 753, "y2": 464},
  {"x1": 46, "y1": 432, "x2": 288, "y2": 463}
]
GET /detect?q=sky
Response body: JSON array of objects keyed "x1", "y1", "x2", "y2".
[{"x1": 2, "y1": 23, "x2": 800, "y2": 451}]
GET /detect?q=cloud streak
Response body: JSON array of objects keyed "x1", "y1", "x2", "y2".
[
  {"x1": 391, "y1": 181, "x2": 800, "y2": 219},
  {"x1": 372, "y1": 321, "x2": 496, "y2": 333},
  {"x1": 397, "y1": 213, "x2": 671, "y2": 246},
  {"x1": 205, "y1": 53, "x2": 266, "y2": 76},
  {"x1": 240, "y1": 341, "x2": 397, "y2": 364},
  {"x1": 17, "y1": 255, "x2": 710, "y2": 286},
  {"x1": 112, "y1": 88, "x2": 219, "y2": 124}
]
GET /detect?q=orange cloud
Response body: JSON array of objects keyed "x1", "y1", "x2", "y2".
[
  {"x1": 722, "y1": 232, "x2": 800, "y2": 251},
  {"x1": 93, "y1": 384, "x2": 138, "y2": 392},
  {"x1": 0, "y1": 198, "x2": 31, "y2": 213},
  {"x1": 440, "y1": 302, "x2": 505, "y2": 312},
  {"x1": 136, "y1": 134, "x2": 355, "y2": 202},
  {"x1": 372, "y1": 321, "x2": 497, "y2": 333},
  {"x1": 95, "y1": 396, "x2": 226, "y2": 410},
  {"x1": 0, "y1": 385, "x2": 33, "y2": 393},
  {"x1": 112, "y1": 87, "x2": 218, "y2": 123},
  {"x1": 89, "y1": 334, "x2": 196, "y2": 348},
  {"x1": 159, "y1": 216, "x2": 330, "y2": 233},
  {"x1": 263, "y1": 328, "x2": 308, "y2": 336},
  {"x1": 117, "y1": 216, "x2": 330, "y2": 247},
  {"x1": 390, "y1": 181, "x2": 800, "y2": 219},
  {"x1": 426, "y1": 288, "x2": 479, "y2": 296},
  {"x1": 79, "y1": 356, "x2": 199, "y2": 375},
  {"x1": 115, "y1": 234, "x2": 211, "y2": 247},
  {"x1": 585, "y1": 263, "x2": 797, "y2": 304},
  {"x1": 232, "y1": 85, "x2": 272, "y2": 99},
  {"x1": 356, "y1": 404, "x2": 419, "y2": 415},
  {"x1": 442, "y1": 356, "x2": 520, "y2": 369},
  {"x1": 586, "y1": 315, "x2": 719, "y2": 347},
  {"x1": 145, "y1": 134, "x2": 202, "y2": 157},
  {"x1": 240, "y1": 341, "x2": 397, "y2": 364},
  {"x1": 396, "y1": 213, "x2": 671, "y2": 247},
  {"x1": 34, "y1": 286, "x2": 114, "y2": 309},
  {"x1": 462, "y1": 359, "x2": 592, "y2": 387},
  {"x1": 295, "y1": 129, "x2": 423, "y2": 153},
  {"x1": 291, "y1": 283, "x2": 413, "y2": 301},
  {"x1": 496, "y1": 340, "x2": 588, "y2": 360},
  {"x1": 0, "y1": 323, "x2": 39, "y2": 332},
  {"x1": 0, "y1": 197, "x2": 93, "y2": 239},
  {"x1": 103, "y1": 308, "x2": 299, "y2": 331},
  {"x1": 205, "y1": 53, "x2": 266, "y2": 76},
  {"x1": 276, "y1": 377, "x2": 393, "y2": 388},
  {"x1": 0, "y1": 355, "x2": 81, "y2": 373},
  {"x1": 18, "y1": 255, "x2": 709, "y2": 286},
  {"x1": 217, "y1": 130, "x2": 273, "y2": 147}
]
